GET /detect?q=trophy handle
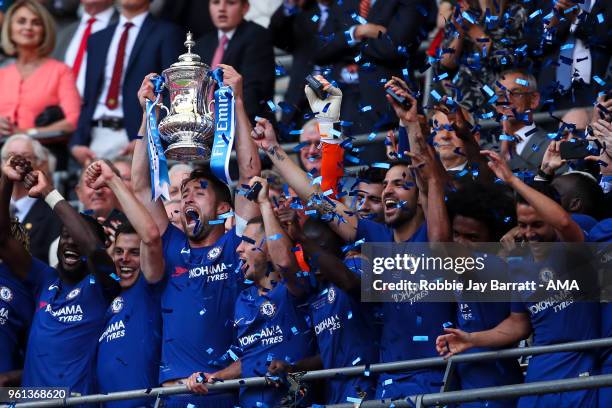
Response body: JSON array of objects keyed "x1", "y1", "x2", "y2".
[{"x1": 157, "y1": 103, "x2": 171, "y2": 118}]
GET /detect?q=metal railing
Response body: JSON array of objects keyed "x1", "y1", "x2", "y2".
[{"x1": 4, "y1": 337, "x2": 611, "y2": 408}]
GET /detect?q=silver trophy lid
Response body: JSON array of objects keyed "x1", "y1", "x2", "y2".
[{"x1": 170, "y1": 32, "x2": 207, "y2": 68}]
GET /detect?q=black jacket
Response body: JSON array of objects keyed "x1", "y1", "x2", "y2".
[
  {"x1": 194, "y1": 21, "x2": 276, "y2": 123},
  {"x1": 21, "y1": 199, "x2": 62, "y2": 263}
]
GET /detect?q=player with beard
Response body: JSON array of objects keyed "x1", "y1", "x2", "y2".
[
  {"x1": 354, "y1": 166, "x2": 385, "y2": 223},
  {"x1": 0, "y1": 156, "x2": 56, "y2": 386},
  {"x1": 185, "y1": 177, "x2": 316, "y2": 407},
  {"x1": 132, "y1": 66, "x2": 261, "y2": 407},
  {"x1": 437, "y1": 150, "x2": 600, "y2": 408},
  {"x1": 15, "y1": 165, "x2": 121, "y2": 397},
  {"x1": 252, "y1": 79, "x2": 456, "y2": 399},
  {"x1": 85, "y1": 159, "x2": 164, "y2": 408}
]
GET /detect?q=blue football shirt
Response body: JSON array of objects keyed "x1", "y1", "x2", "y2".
[
  {"x1": 234, "y1": 282, "x2": 316, "y2": 408},
  {"x1": 159, "y1": 224, "x2": 245, "y2": 383},
  {"x1": 308, "y1": 257, "x2": 379, "y2": 404},
  {"x1": 22, "y1": 272, "x2": 111, "y2": 396},
  {"x1": 97, "y1": 274, "x2": 162, "y2": 408},
  {"x1": 510, "y1": 251, "x2": 600, "y2": 408}
]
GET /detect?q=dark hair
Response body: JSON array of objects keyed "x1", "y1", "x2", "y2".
[
  {"x1": 115, "y1": 222, "x2": 137, "y2": 242},
  {"x1": 552, "y1": 173, "x2": 604, "y2": 219},
  {"x1": 80, "y1": 214, "x2": 107, "y2": 244},
  {"x1": 303, "y1": 218, "x2": 344, "y2": 257},
  {"x1": 356, "y1": 166, "x2": 386, "y2": 184},
  {"x1": 446, "y1": 182, "x2": 516, "y2": 241},
  {"x1": 515, "y1": 181, "x2": 560, "y2": 205},
  {"x1": 247, "y1": 216, "x2": 264, "y2": 226},
  {"x1": 180, "y1": 168, "x2": 232, "y2": 205}
]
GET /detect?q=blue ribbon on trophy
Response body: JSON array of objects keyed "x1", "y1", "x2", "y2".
[
  {"x1": 146, "y1": 76, "x2": 171, "y2": 201},
  {"x1": 209, "y1": 67, "x2": 236, "y2": 185}
]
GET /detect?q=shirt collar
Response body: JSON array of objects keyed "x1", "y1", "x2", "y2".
[
  {"x1": 119, "y1": 10, "x2": 148, "y2": 29},
  {"x1": 84, "y1": 7, "x2": 114, "y2": 25},
  {"x1": 218, "y1": 29, "x2": 236, "y2": 42},
  {"x1": 514, "y1": 123, "x2": 537, "y2": 155},
  {"x1": 447, "y1": 161, "x2": 468, "y2": 172},
  {"x1": 10, "y1": 195, "x2": 37, "y2": 219}
]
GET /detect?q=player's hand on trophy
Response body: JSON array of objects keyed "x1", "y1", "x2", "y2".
[
  {"x1": 138, "y1": 73, "x2": 158, "y2": 110},
  {"x1": 304, "y1": 75, "x2": 342, "y2": 123},
  {"x1": 251, "y1": 117, "x2": 279, "y2": 151},
  {"x1": 218, "y1": 64, "x2": 243, "y2": 102}
]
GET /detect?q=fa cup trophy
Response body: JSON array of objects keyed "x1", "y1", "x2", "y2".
[{"x1": 156, "y1": 33, "x2": 216, "y2": 160}]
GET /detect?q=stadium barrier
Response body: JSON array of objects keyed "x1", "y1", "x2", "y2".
[{"x1": 3, "y1": 337, "x2": 611, "y2": 408}]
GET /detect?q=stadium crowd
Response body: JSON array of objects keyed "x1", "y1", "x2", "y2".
[{"x1": 0, "y1": 0, "x2": 612, "y2": 407}]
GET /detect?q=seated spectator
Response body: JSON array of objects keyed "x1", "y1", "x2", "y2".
[
  {"x1": 493, "y1": 69, "x2": 549, "y2": 172},
  {"x1": 0, "y1": 0, "x2": 80, "y2": 141},
  {"x1": 52, "y1": 0, "x2": 118, "y2": 96},
  {"x1": 0, "y1": 134, "x2": 62, "y2": 264},
  {"x1": 436, "y1": 0, "x2": 536, "y2": 114},
  {"x1": 75, "y1": 169, "x2": 119, "y2": 219},
  {"x1": 111, "y1": 156, "x2": 132, "y2": 191},
  {"x1": 194, "y1": 0, "x2": 275, "y2": 123},
  {"x1": 298, "y1": 119, "x2": 321, "y2": 174},
  {"x1": 70, "y1": 0, "x2": 183, "y2": 165}
]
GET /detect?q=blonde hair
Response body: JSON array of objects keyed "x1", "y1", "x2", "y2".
[{"x1": 1, "y1": 0, "x2": 56, "y2": 57}]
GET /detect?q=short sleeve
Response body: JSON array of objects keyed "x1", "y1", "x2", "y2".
[{"x1": 356, "y1": 218, "x2": 393, "y2": 243}]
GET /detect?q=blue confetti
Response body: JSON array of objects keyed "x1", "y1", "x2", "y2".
[
  {"x1": 413, "y1": 336, "x2": 429, "y2": 341},
  {"x1": 593, "y1": 76, "x2": 606, "y2": 86},
  {"x1": 346, "y1": 397, "x2": 363, "y2": 403},
  {"x1": 268, "y1": 233, "x2": 283, "y2": 241},
  {"x1": 348, "y1": 310, "x2": 353, "y2": 319},
  {"x1": 360, "y1": 105, "x2": 372, "y2": 112},
  {"x1": 311, "y1": 14, "x2": 319, "y2": 23},
  {"x1": 206, "y1": 348, "x2": 214, "y2": 354},
  {"x1": 267, "y1": 100, "x2": 277, "y2": 112},
  {"x1": 352, "y1": 357, "x2": 361, "y2": 365},
  {"x1": 372, "y1": 162, "x2": 391, "y2": 169},
  {"x1": 597, "y1": 13, "x2": 604, "y2": 24},
  {"x1": 529, "y1": 9, "x2": 542, "y2": 19},
  {"x1": 208, "y1": 219, "x2": 225, "y2": 225},
  {"x1": 515, "y1": 78, "x2": 529, "y2": 86}
]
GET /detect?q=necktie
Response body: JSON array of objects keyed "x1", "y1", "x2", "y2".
[
  {"x1": 211, "y1": 34, "x2": 229, "y2": 69},
  {"x1": 359, "y1": 0, "x2": 371, "y2": 19},
  {"x1": 72, "y1": 17, "x2": 96, "y2": 77},
  {"x1": 106, "y1": 22, "x2": 134, "y2": 110}
]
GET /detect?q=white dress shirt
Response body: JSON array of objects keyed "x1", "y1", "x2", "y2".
[
  {"x1": 93, "y1": 11, "x2": 149, "y2": 120},
  {"x1": 570, "y1": 0, "x2": 595, "y2": 84},
  {"x1": 514, "y1": 123, "x2": 537, "y2": 156},
  {"x1": 10, "y1": 195, "x2": 37, "y2": 222},
  {"x1": 64, "y1": 7, "x2": 115, "y2": 96},
  {"x1": 218, "y1": 29, "x2": 236, "y2": 44}
]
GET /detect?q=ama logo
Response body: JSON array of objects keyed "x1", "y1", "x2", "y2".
[{"x1": 172, "y1": 266, "x2": 189, "y2": 278}]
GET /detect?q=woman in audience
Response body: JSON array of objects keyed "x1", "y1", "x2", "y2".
[{"x1": 0, "y1": 0, "x2": 80, "y2": 142}]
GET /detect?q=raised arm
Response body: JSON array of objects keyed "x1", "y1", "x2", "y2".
[
  {"x1": 85, "y1": 160, "x2": 165, "y2": 284},
  {"x1": 23, "y1": 170, "x2": 120, "y2": 295},
  {"x1": 132, "y1": 75, "x2": 170, "y2": 235},
  {"x1": 250, "y1": 176, "x2": 308, "y2": 297},
  {"x1": 483, "y1": 150, "x2": 584, "y2": 242},
  {"x1": 218, "y1": 64, "x2": 261, "y2": 222},
  {"x1": 251, "y1": 118, "x2": 358, "y2": 242},
  {"x1": 0, "y1": 156, "x2": 32, "y2": 279},
  {"x1": 436, "y1": 312, "x2": 531, "y2": 358}
]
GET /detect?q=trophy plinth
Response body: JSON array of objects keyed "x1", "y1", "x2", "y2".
[{"x1": 157, "y1": 32, "x2": 215, "y2": 161}]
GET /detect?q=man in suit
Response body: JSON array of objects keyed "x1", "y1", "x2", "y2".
[
  {"x1": 536, "y1": 0, "x2": 612, "y2": 109},
  {"x1": 0, "y1": 135, "x2": 61, "y2": 264},
  {"x1": 70, "y1": 0, "x2": 184, "y2": 166},
  {"x1": 157, "y1": 0, "x2": 215, "y2": 39},
  {"x1": 52, "y1": 0, "x2": 118, "y2": 96},
  {"x1": 269, "y1": 0, "x2": 350, "y2": 135},
  {"x1": 317, "y1": 0, "x2": 432, "y2": 135},
  {"x1": 194, "y1": 0, "x2": 275, "y2": 123},
  {"x1": 494, "y1": 69, "x2": 549, "y2": 172}
]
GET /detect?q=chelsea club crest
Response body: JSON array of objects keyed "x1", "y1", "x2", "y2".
[
  {"x1": 67, "y1": 288, "x2": 81, "y2": 300},
  {"x1": 0, "y1": 286, "x2": 13, "y2": 302},
  {"x1": 207, "y1": 246, "x2": 222, "y2": 261},
  {"x1": 327, "y1": 287, "x2": 336, "y2": 304},
  {"x1": 260, "y1": 301, "x2": 276, "y2": 317},
  {"x1": 111, "y1": 297, "x2": 124, "y2": 313}
]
